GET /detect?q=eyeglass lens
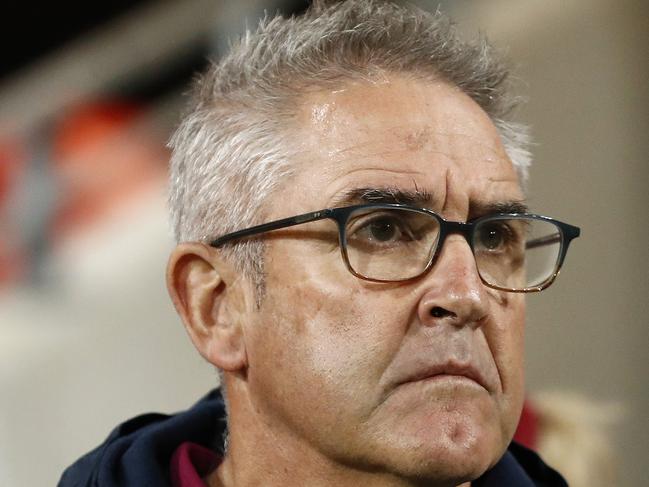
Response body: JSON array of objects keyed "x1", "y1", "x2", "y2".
[{"x1": 342, "y1": 207, "x2": 563, "y2": 290}]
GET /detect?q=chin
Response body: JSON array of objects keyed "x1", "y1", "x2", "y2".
[
  {"x1": 398, "y1": 418, "x2": 505, "y2": 482},
  {"x1": 360, "y1": 392, "x2": 511, "y2": 483}
]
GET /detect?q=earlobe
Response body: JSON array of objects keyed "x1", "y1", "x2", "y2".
[{"x1": 166, "y1": 243, "x2": 248, "y2": 372}]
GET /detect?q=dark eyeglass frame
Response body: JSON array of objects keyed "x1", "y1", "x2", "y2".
[{"x1": 209, "y1": 203, "x2": 580, "y2": 292}]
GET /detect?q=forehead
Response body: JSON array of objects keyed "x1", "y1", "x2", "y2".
[{"x1": 285, "y1": 75, "x2": 523, "y2": 216}]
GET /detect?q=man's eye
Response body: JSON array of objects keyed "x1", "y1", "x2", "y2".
[
  {"x1": 351, "y1": 215, "x2": 412, "y2": 245},
  {"x1": 371, "y1": 218, "x2": 400, "y2": 241},
  {"x1": 477, "y1": 223, "x2": 510, "y2": 250}
]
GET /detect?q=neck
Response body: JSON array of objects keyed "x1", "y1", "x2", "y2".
[{"x1": 206, "y1": 380, "x2": 472, "y2": 487}]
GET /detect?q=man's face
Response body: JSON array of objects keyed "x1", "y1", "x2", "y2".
[{"x1": 240, "y1": 75, "x2": 525, "y2": 483}]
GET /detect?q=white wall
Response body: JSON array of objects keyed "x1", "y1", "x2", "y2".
[{"x1": 0, "y1": 192, "x2": 217, "y2": 486}]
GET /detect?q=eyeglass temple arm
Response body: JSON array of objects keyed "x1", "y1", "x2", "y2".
[
  {"x1": 525, "y1": 219, "x2": 581, "y2": 250},
  {"x1": 525, "y1": 232, "x2": 561, "y2": 250},
  {"x1": 209, "y1": 209, "x2": 333, "y2": 247}
]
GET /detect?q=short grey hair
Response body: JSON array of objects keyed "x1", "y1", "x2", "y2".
[{"x1": 168, "y1": 0, "x2": 532, "y2": 292}]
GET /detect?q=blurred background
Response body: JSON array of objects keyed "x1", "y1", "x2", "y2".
[{"x1": 1, "y1": 0, "x2": 647, "y2": 485}]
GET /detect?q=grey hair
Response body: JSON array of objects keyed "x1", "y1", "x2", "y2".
[{"x1": 168, "y1": 0, "x2": 532, "y2": 293}]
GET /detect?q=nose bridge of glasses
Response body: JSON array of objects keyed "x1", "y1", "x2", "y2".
[
  {"x1": 431, "y1": 219, "x2": 480, "y2": 276},
  {"x1": 426, "y1": 219, "x2": 486, "y2": 295},
  {"x1": 440, "y1": 220, "x2": 475, "y2": 249}
]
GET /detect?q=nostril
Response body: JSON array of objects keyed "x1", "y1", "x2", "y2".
[{"x1": 430, "y1": 306, "x2": 453, "y2": 318}]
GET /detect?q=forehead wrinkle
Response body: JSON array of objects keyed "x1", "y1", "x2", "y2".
[
  {"x1": 310, "y1": 119, "x2": 508, "y2": 172},
  {"x1": 330, "y1": 139, "x2": 380, "y2": 156},
  {"x1": 433, "y1": 129, "x2": 503, "y2": 147},
  {"x1": 332, "y1": 145, "x2": 458, "y2": 160},
  {"x1": 487, "y1": 175, "x2": 520, "y2": 184},
  {"x1": 325, "y1": 146, "x2": 463, "y2": 178},
  {"x1": 327, "y1": 133, "x2": 506, "y2": 170},
  {"x1": 330, "y1": 130, "x2": 493, "y2": 154},
  {"x1": 330, "y1": 166, "x2": 426, "y2": 177}
]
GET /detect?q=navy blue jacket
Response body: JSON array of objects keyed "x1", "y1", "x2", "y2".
[{"x1": 59, "y1": 389, "x2": 567, "y2": 486}]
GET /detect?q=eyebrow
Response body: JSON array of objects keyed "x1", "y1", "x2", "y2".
[
  {"x1": 330, "y1": 186, "x2": 437, "y2": 207},
  {"x1": 329, "y1": 186, "x2": 529, "y2": 216},
  {"x1": 470, "y1": 200, "x2": 530, "y2": 217}
]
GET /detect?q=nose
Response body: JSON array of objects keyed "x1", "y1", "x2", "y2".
[{"x1": 417, "y1": 235, "x2": 490, "y2": 328}]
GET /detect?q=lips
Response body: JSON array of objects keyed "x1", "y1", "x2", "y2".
[{"x1": 398, "y1": 360, "x2": 490, "y2": 391}]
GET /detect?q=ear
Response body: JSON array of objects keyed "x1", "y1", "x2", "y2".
[{"x1": 166, "y1": 242, "x2": 248, "y2": 372}]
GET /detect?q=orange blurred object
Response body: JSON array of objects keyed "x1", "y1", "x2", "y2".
[
  {"x1": 52, "y1": 101, "x2": 142, "y2": 162},
  {"x1": 51, "y1": 100, "x2": 167, "y2": 240},
  {"x1": 0, "y1": 136, "x2": 26, "y2": 206},
  {"x1": 0, "y1": 136, "x2": 28, "y2": 286}
]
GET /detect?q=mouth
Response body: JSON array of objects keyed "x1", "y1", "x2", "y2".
[{"x1": 398, "y1": 361, "x2": 490, "y2": 392}]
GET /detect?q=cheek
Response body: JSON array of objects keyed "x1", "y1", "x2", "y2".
[
  {"x1": 489, "y1": 295, "x2": 526, "y2": 432},
  {"x1": 247, "y1": 255, "x2": 409, "y2": 418},
  {"x1": 505, "y1": 298, "x2": 526, "y2": 386},
  {"x1": 487, "y1": 291, "x2": 525, "y2": 374}
]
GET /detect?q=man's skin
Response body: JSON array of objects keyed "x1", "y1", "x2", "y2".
[{"x1": 167, "y1": 74, "x2": 526, "y2": 487}]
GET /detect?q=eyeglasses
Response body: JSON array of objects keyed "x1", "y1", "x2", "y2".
[{"x1": 210, "y1": 204, "x2": 580, "y2": 292}]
